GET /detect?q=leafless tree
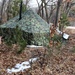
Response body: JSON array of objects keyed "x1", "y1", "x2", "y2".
[
  {"x1": 0, "y1": 0, "x2": 6, "y2": 24},
  {"x1": 36, "y1": 0, "x2": 57, "y2": 24},
  {"x1": 24, "y1": 0, "x2": 31, "y2": 7},
  {"x1": 6, "y1": 0, "x2": 11, "y2": 20},
  {"x1": 0, "y1": 0, "x2": 31, "y2": 23}
]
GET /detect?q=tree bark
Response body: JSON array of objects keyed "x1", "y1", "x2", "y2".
[
  {"x1": 0, "y1": 0, "x2": 6, "y2": 24},
  {"x1": 54, "y1": 0, "x2": 62, "y2": 27},
  {"x1": 7, "y1": 0, "x2": 11, "y2": 20}
]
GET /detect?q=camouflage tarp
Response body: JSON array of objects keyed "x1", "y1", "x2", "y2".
[{"x1": 0, "y1": 9, "x2": 50, "y2": 46}]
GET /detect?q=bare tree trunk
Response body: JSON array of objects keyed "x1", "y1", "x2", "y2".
[
  {"x1": 36, "y1": 0, "x2": 42, "y2": 16},
  {"x1": 49, "y1": 6, "x2": 56, "y2": 22},
  {"x1": 54, "y1": 0, "x2": 62, "y2": 27},
  {"x1": 25, "y1": 0, "x2": 31, "y2": 8},
  {"x1": 7, "y1": 0, "x2": 11, "y2": 20},
  {"x1": 43, "y1": 0, "x2": 49, "y2": 23},
  {"x1": 41, "y1": 0, "x2": 44, "y2": 18},
  {"x1": 0, "y1": 0, "x2": 6, "y2": 24},
  {"x1": 36, "y1": 0, "x2": 58, "y2": 24}
]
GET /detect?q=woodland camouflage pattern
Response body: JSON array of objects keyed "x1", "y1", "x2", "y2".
[{"x1": 0, "y1": 9, "x2": 50, "y2": 46}]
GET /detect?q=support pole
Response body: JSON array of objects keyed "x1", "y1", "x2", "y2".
[{"x1": 19, "y1": 0, "x2": 22, "y2": 20}]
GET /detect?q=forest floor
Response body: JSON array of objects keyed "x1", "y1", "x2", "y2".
[{"x1": 0, "y1": 35, "x2": 75, "y2": 75}]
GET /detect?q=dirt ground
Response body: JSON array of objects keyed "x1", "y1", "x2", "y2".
[{"x1": 0, "y1": 35, "x2": 75, "y2": 75}]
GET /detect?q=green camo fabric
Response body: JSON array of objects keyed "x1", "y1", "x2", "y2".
[{"x1": 0, "y1": 9, "x2": 50, "y2": 46}]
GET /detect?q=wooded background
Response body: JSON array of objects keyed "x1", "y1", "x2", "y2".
[{"x1": 0, "y1": 0, "x2": 75, "y2": 26}]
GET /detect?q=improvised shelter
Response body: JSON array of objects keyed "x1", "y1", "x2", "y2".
[{"x1": 0, "y1": 9, "x2": 50, "y2": 46}]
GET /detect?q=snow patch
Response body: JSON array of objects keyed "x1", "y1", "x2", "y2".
[
  {"x1": 27, "y1": 45, "x2": 43, "y2": 48},
  {"x1": 29, "y1": 57, "x2": 38, "y2": 62},
  {"x1": 7, "y1": 57, "x2": 38, "y2": 74}
]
